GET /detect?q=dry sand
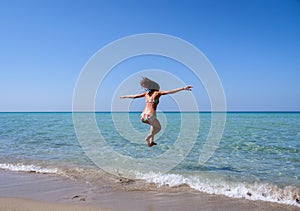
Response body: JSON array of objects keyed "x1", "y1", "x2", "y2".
[{"x1": 0, "y1": 170, "x2": 299, "y2": 211}]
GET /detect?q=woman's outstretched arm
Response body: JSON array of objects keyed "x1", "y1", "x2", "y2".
[
  {"x1": 120, "y1": 92, "x2": 146, "y2": 99},
  {"x1": 160, "y1": 86, "x2": 192, "y2": 95}
]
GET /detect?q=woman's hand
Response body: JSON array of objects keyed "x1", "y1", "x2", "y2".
[{"x1": 183, "y1": 85, "x2": 193, "y2": 91}]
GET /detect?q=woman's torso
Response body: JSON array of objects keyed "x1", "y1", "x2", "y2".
[{"x1": 143, "y1": 91, "x2": 160, "y2": 114}]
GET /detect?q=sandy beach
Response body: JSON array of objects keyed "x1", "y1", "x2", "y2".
[
  {"x1": 0, "y1": 170, "x2": 298, "y2": 211},
  {"x1": 0, "y1": 198, "x2": 106, "y2": 211}
]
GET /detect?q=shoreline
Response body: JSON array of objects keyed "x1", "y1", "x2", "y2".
[{"x1": 0, "y1": 170, "x2": 299, "y2": 211}]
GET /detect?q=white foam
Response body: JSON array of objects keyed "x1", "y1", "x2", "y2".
[
  {"x1": 0, "y1": 163, "x2": 60, "y2": 174},
  {"x1": 137, "y1": 172, "x2": 300, "y2": 207}
]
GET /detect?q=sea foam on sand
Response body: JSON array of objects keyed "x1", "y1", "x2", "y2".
[{"x1": 137, "y1": 172, "x2": 300, "y2": 207}]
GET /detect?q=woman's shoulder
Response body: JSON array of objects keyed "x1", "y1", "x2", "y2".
[
  {"x1": 155, "y1": 91, "x2": 163, "y2": 97},
  {"x1": 146, "y1": 90, "x2": 161, "y2": 98}
]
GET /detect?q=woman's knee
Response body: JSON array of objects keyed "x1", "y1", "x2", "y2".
[{"x1": 154, "y1": 125, "x2": 161, "y2": 132}]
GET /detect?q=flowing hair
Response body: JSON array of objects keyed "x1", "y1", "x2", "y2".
[{"x1": 140, "y1": 77, "x2": 160, "y2": 91}]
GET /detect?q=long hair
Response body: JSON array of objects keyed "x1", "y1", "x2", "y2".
[{"x1": 140, "y1": 77, "x2": 160, "y2": 91}]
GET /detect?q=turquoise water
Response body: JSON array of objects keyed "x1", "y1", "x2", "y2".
[{"x1": 0, "y1": 112, "x2": 299, "y2": 206}]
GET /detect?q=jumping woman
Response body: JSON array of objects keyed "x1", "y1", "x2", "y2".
[{"x1": 120, "y1": 77, "x2": 192, "y2": 147}]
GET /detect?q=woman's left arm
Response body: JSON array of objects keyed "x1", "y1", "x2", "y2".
[{"x1": 160, "y1": 86, "x2": 192, "y2": 95}]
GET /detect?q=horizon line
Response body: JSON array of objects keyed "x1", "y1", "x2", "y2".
[{"x1": 0, "y1": 111, "x2": 299, "y2": 113}]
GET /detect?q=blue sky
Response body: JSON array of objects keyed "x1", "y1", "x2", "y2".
[{"x1": 0, "y1": 0, "x2": 299, "y2": 111}]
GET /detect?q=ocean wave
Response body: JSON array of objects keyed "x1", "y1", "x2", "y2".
[
  {"x1": 0, "y1": 163, "x2": 60, "y2": 174},
  {"x1": 137, "y1": 172, "x2": 300, "y2": 207}
]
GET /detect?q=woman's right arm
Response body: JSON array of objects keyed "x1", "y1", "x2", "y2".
[{"x1": 120, "y1": 92, "x2": 146, "y2": 99}]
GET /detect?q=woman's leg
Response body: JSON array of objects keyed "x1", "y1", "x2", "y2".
[
  {"x1": 147, "y1": 118, "x2": 161, "y2": 147},
  {"x1": 151, "y1": 118, "x2": 161, "y2": 137},
  {"x1": 145, "y1": 131, "x2": 152, "y2": 145}
]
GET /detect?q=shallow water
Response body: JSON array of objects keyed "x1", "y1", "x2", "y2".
[{"x1": 0, "y1": 112, "x2": 299, "y2": 207}]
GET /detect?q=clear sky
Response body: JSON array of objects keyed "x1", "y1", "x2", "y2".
[{"x1": 0, "y1": 0, "x2": 299, "y2": 112}]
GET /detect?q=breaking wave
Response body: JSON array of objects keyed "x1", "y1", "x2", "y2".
[
  {"x1": 0, "y1": 163, "x2": 60, "y2": 174},
  {"x1": 137, "y1": 172, "x2": 300, "y2": 207}
]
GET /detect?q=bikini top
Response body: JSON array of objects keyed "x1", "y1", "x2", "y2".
[{"x1": 146, "y1": 97, "x2": 159, "y2": 104}]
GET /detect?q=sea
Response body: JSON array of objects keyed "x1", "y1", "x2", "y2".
[{"x1": 0, "y1": 112, "x2": 299, "y2": 207}]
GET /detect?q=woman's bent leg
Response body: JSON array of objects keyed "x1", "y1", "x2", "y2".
[
  {"x1": 152, "y1": 118, "x2": 161, "y2": 136},
  {"x1": 147, "y1": 119, "x2": 161, "y2": 147}
]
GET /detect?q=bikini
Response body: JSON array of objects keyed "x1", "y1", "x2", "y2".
[{"x1": 140, "y1": 98, "x2": 159, "y2": 124}]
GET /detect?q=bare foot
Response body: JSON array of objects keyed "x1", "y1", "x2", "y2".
[{"x1": 148, "y1": 142, "x2": 157, "y2": 147}]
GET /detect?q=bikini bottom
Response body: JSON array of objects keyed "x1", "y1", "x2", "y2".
[{"x1": 140, "y1": 112, "x2": 155, "y2": 124}]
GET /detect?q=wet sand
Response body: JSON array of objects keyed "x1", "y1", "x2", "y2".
[
  {"x1": 0, "y1": 198, "x2": 106, "y2": 211},
  {"x1": 0, "y1": 170, "x2": 298, "y2": 211}
]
